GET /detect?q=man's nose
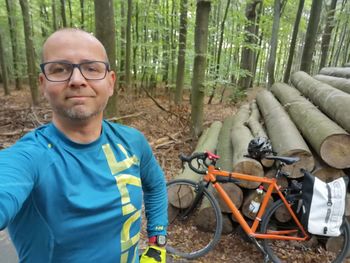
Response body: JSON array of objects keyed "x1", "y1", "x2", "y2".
[{"x1": 69, "y1": 67, "x2": 87, "y2": 85}]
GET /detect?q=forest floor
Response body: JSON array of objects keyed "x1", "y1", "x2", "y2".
[{"x1": 1, "y1": 86, "x2": 347, "y2": 263}]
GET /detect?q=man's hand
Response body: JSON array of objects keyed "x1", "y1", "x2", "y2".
[{"x1": 139, "y1": 246, "x2": 166, "y2": 263}]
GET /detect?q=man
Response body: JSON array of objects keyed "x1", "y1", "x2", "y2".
[{"x1": 0, "y1": 28, "x2": 167, "y2": 263}]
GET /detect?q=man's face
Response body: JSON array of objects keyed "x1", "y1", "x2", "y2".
[{"x1": 39, "y1": 31, "x2": 116, "y2": 121}]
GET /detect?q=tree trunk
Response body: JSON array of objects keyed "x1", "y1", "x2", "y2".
[
  {"x1": 300, "y1": 0, "x2": 322, "y2": 73},
  {"x1": 213, "y1": 183, "x2": 243, "y2": 213},
  {"x1": 94, "y1": 0, "x2": 118, "y2": 117},
  {"x1": 5, "y1": 0, "x2": 22, "y2": 90},
  {"x1": 319, "y1": 67, "x2": 350, "y2": 78},
  {"x1": 266, "y1": 0, "x2": 281, "y2": 88},
  {"x1": 174, "y1": 0, "x2": 188, "y2": 105},
  {"x1": 319, "y1": 0, "x2": 337, "y2": 71},
  {"x1": 207, "y1": 0, "x2": 231, "y2": 103},
  {"x1": 168, "y1": 121, "x2": 222, "y2": 208},
  {"x1": 247, "y1": 100, "x2": 274, "y2": 168},
  {"x1": 216, "y1": 115, "x2": 235, "y2": 172},
  {"x1": 314, "y1": 74, "x2": 350, "y2": 94},
  {"x1": 283, "y1": 0, "x2": 304, "y2": 83},
  {"x1": 19, "y1": 0, "x2": 39, "y2": 105},
  {"x1": 271, "y1": 82, "x2": 350, "y2": 169},
  {"x1": 312, "y1": 153, "x2": 345, "y2": 182},
  {"x1": 0, "y1": 30, "x2": 10, "y2": 95},
  {"x1": 256, "y1": 89, "x2": 314, "y2": 177},
  {"x1": 238, "y1": 0, "x2": 262, "y2": 90},
  {"x1": 191, "y1": 0, "x2": 211, "y2": 137},
  {"x1": 80, "y1": 0, "x2": 85, "y2": 29},
  {"x1": 231, "y1": 105, "x2": 264, "y2": 189},
  {"x1": 52, "y1": 0, "x2": 57, "y2": 30},
  {"x1": 60, "y1": 0, "x2": 67, "y2": 27},
  {"x1": 292, "y1": 71, "x2": 350, "y2": 133},
  {"x1": 125, "y1": 0, "x2": 132, "y2": 91}
]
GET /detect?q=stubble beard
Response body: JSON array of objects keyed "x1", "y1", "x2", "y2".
[{"x1": 53, "y1": 101, "x2": 108, "y2": 121}]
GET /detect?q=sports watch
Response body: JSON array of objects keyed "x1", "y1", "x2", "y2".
[{"x1": 148, "y1": 235, "x2": 167, "y2": 247}]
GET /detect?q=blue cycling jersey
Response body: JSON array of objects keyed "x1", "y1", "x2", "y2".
[{"x1": 0, "y1": 120, "x2": 168, "y2": 263}]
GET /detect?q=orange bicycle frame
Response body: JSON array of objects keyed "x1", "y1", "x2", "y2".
[{"x1": 204, "y1": 165, "x2": 309, "y2": 241}]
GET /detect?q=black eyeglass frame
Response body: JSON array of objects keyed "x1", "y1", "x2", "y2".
[{"x1": 40, "y1": 61, "x2": 111, "y2": 82}]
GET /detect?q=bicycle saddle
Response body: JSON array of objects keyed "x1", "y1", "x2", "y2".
[{"x1": 264, "y1": 156, "x2": 300, "y2": 165}]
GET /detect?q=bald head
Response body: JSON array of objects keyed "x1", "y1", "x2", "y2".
[{"x1": 41, "y1": 28, "x2": 109, "y2": 63}]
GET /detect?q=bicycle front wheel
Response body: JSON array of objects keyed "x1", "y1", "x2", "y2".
[
  {"x1": 261, "y1": 199, "x2": 350, "y2": 263},
  {"x1": 166, "y1": 179, "x2": 223, "y2": 259}
]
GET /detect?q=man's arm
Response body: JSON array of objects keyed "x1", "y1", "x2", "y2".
[
  {"x1": 0, "y1": 146, "x2": 37, "y2": 230},
  {"x1": 139, "y1": 135, "x2": 168, "y2": 237}
]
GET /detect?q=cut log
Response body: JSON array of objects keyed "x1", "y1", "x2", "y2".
[
  {"x1": 241, "y1": 189, "x2": 274, "y2": 220},
  {"x1": 195, "y1": 202, "x2": 234, "y2": 234},
  {"x1": 247, "y1": 100, "x2": 274, "y2": 168},
  {"x1": 312, "y1": 153, "x2": 345, "y2": 182},
  {"x1": 314, "y1": 74, "x2": 350, "y2": 95},
  {"x1": 169, "y1": 121, "x2": 222, "y2": 208},
  {"x1": 262, "y1": 169, "x2": 288, "y2": 193},
  {"x1": 274, "y1": 204, "x2": 291, "y2": 223},
  {"x1": 256, "y1": 89, "x2": 314, "y2": 177},
  {"x1": 232, "y1": 103, "x2": 250, "y2": 126},
  {"x1": 216, "y1": 115, "x2": 235, "y2": 172},
  {"x1": 231, "y1": 107, "x2": 264, "y2": 188},
  {"x1": 271, "y1": 83, "x2": 350, "y2": 169},
  {"x1": 212, "y1": 182, "x2": 243, "y2": 213},
  {"x1": 292, "y1": 71, "x2": 350, "y2": 133},
  {"x1": 319, "y1": 67, "x2": 350, "y2": 78}
]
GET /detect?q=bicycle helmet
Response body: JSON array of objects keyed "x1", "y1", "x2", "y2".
[{"x1": 247, "y1": 137, "x2": 273, "y2": 159}]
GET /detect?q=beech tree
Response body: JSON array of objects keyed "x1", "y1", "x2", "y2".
[{"x1": 191, "y1": 0, "x2": 211, "y2": 137}]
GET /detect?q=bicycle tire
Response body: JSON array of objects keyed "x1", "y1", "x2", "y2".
[
  {"x1": 260, "y1": 199, "x2": 350, "y2": 263},
  {"x1": 166, "y1": 179, "x2": 223, "y2": 259}
]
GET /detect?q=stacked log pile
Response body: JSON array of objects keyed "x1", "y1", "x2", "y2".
[{"x1": 169, "y1": 68, "x2": 350, "y2": 240}]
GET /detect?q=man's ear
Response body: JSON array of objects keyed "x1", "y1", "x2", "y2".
[
  {"x1": 39, "y1": 73, "x2": 48, "y2": 98},
  {"x1": 108, "y1": 71, "x2": 116, "y2": 96}
]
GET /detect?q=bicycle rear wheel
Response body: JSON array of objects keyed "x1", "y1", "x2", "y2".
[
  {"x1": 166, "y1": 179, "x2": 223, "y2": 259},
  {"x1": 260, "y1": 199, "x2": 350, "y2": 263}
]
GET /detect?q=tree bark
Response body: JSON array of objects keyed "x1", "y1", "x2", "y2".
[
  {"x1": 256, "y1": 89, "x2": 314, "y2": 177},
  {"x1": 266, "y1": 0, "x2": 281, "y2": 88},
  {"x1": 216, "y1": 115, "x2": 235, "y2": 172},
  {"x1": 174, "y1": 0, "x2": 188, "y2": 105},
  {"x1": 0, "y1": 31, "x2": 10, "y2": 95},
  {"x1": 60, "y1": 0, "x2": 67, "y2": 27},
  {"x1": 52, "y1": 0, "x2": 57, "y2": 31},
  {"x1": 80, "y1": 0, "x2": 85, "y2": 29},
  {"x1": 94, "y1": 0, "x2": 118, "y2": 117},
  {"x1": 5, "y1": 0, "x2": 22, "y2": 90},
  {"x1": 314, "y1": 74, "x2": 350, "y2": 94},
  {"x1": 125, "y1": 0, "x2": 132, "y2": 90},
  {"x1": 300, "y1": 0, "x2": 322, "y2": 73},
  {"x1": 231, "y1": 105, "x2": 264, "y2": 188},
  {"x1": 319, "y1": 67, "x2": 350, "y2": 78},
  {"x1": 169, "y1": 121, "x2": 222, "y2": 208},
  {"x1": 247, "y1": 100, "x2": 274, "y2": 168},
  {"x1": 19, "y1": 0, "x2": 39, "y2": 105},
  {"x1": 271, "y1": 82, "x2": 350, "y2": 169},
  {"x1": 292, "y1": 71, "x2": 350, "y2": 133},
  {"x1": 191, "y1": 0, "x2": 211, "y2": 137},
  {"x1": 238, "y1": 0, "x2": 262, "y2": 90},
  {"x1": 319, "y1": 0, "x2": 337, "y2": 71},
  {"x1": 283, "y1": 0, "x2": 304, "y2": 83}
]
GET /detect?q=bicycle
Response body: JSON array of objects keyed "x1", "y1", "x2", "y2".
[{"x1": 166, "y1": 151, "x2": 350, "y2": 263}]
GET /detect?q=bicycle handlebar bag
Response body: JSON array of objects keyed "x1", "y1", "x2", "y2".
[{"x1": 301, "y1": 171, "x2": 348, "y2": 237}]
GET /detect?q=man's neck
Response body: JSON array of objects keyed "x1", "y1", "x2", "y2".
[{"x1": 52, "y1": 115, "x2": 103, "y2": 144}]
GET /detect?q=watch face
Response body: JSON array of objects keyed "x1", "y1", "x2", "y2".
[{"x1": 157, "y1": 235, "x2": 167, "y2": 246}]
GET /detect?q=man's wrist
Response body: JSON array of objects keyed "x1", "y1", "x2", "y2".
[{"x1": 148, "y1": 235, "x2": 167, "y2": 247}]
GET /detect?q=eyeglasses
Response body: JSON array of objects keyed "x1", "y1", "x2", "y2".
[{"x1": 40, "y1": 61, "x2": 110, "y2": 82}]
